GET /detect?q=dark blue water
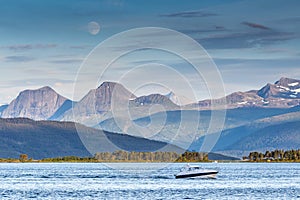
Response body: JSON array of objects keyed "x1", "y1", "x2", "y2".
[{"x1": 0, "y1": 163, "x2": 299, "y2": 199}]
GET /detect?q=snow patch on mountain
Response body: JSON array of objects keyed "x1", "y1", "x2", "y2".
[
  {"x1": 237, "y1": 101, "x2": 248, "y2": 105},
  {"x1": 288, "y1": 82, "x2": 299, "y2": 87},
  {"x1": 277, "y1": 85, "x2": 290, "y2": 91},
  {"x1": 292, "y1": 88, "x2": 300, "y2": 93},
  {"x1": 165, "y1": 91, "x2": 193, "y2": 106}
]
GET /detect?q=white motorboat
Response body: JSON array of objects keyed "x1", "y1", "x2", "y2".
[{"x1": 175, "y1": 164, "x2": 218, "y2": 179}]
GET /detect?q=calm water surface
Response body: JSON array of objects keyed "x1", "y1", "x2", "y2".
[{"x1": 0, "y1": 163, "x2": 299, "y2": 199}]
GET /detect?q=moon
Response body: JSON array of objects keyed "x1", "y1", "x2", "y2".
[{"x1": 88, "y1": 21, "x2": 100, "y2": 35}]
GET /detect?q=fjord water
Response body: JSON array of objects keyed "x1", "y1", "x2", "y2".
[{"x1": 0, "y1": 163, "x2": 299, "y2": 199}]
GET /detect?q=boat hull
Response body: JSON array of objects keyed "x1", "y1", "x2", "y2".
[{"x1": 175, "y1": 171, "x2": 218, "y2": 179}]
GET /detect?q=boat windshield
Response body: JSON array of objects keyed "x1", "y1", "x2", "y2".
[{"x1": 181, "y1": 165, "x2": 202, "y2": 171}]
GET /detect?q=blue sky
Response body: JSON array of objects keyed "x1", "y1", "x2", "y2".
[{"x1": 0, "y1": 0, "x2": 300, "y2": 104}]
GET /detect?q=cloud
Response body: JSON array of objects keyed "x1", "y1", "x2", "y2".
[
  {"x1": 275, "y1": 16, "x2": 300, "y2": 24},
  {"x1": 1, "y1": 78, "x2": 74, "y2": 89},
  {"x1": 3, "y1": 44, "x2": 57, "y2": 51},
  {"x1": 54, "y1": 82, "x2": 63, "y2": 87},
  {"x1": 179, "y1": 26, "x2": 227, "y2": 35},
  {"x1": 197, "y1": 30, "x2": 297, "y2": 49},
  {"x1": 104, "y1": 0, "x2": 124, "y2": 7},
  {"x1": 160, "y1": 10, "x2": 217, "y2": 18},
  {"x1": 70, "y1": 45, "x2": 92, "y2": 49},
  {"x1": 49, "y1": 59, "x2": 83, "y2": 64},
  {"x1": 4, "y1": 56, "x2": 35, "y2": 62},
  {"x1": 242, "y1": 21, "x2": 271, "y2": 30}
]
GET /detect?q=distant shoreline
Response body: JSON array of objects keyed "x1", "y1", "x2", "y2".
[
  {"x1": 1, "y1": 159, "x2": 299, "y2": 163},
  {"x1": 2, "y1": 149, "x2": 299, "y2": 163},
  {"x1": 0, "y1": 151, "x2": 231, "y2": 163}
]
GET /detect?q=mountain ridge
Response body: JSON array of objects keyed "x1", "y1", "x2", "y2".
[
  {"x1": 0, "y1": 118, "x2": 182, "y2": 159},
  {"x1": 187, "y1": 77, "x2": 300, "y2": 110},
  {"x1": 1, "y1": 77, "x2": 300, "y2": 122}
]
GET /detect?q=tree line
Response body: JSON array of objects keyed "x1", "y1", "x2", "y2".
[
  {"x1": 243, "y1": 149, "x2": 300, "y2": 162},
  {"x1": 0, "y1": 151, "x2": 210, "y2": 163},
  {"x1": 94, "y1": 151, "x2": 209, "y2": 162}
]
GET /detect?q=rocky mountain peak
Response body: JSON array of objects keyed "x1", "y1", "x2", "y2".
[
  {"x1": 64, "y1": 81, "x2": 136, "y2": 121},
  {"x1": 165, "y1": 91, "x2": 194, "y2": 106},
  {"x1": 1, "y1": 86, "x2": 68, "y2": 120},
  {"x1": 165, "y1": 91, "x2": 175, "y2": 98},
  {"x1": 134, "y1": 93, "x2": 175, "y2": 105},
  {"x1": 165, "y1": 91, "x2": 180, "y2": 105},
  {"x1": 257, "y1": 77, "x2": 300, "y2": 99},
  {"x1": 96, "y1": 82, "x2": 136, "y2": 98},
  {"x1": 95, "y1": 81, "x2": 136, "y2": 109},
  {"x1": 275, "y1": 77, "x2": 300, "y2": 87},
  {"x1": 19, "y1": 86, "x2": 54, "y2": 95},
  {"x1": 97, "y1": 81, "x2": 117, "y2": 89},
  {"x1": 39, "y1": 86, "x2": 53, "y2": 91}
]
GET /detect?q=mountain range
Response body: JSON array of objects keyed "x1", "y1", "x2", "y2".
[
  {"x1": 186, "y1": 77, "x2": 300, "y2": 110},
  {"x1": 0, "y1": 77, "x2": 299, "y2": 158},
  {"x1": 1, "y1": 77, "x2": 299, "y2": 121}
]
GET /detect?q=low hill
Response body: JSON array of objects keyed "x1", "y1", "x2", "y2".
[
  {"x1": 190, "y1": 110, "x2": 300, "y2": 157},
  {"x1": 226, "y1": 121, "x2": 300, "y2": 152},
  {"x1": 100, "y1": 106, "x2": 300, "y2": 148},
  {"x1": 207, "y1": 152, "x2": 239, "y2": 160},
  {"x1": 0, "y1": 118, "x2": 181, "y2": 159}
]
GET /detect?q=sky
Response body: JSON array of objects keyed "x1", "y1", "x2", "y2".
[{"x1": 1, "y1": 0, "x2": 300, "y2": 105}]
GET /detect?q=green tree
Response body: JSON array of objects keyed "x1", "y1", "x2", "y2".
[{"x1": 19, "y1": 154, "x2": 28, "y2": 162}]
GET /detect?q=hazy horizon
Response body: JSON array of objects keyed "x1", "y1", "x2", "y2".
[{"x1": 0, "y1": 76, "x2": 298, "y2": 107}]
